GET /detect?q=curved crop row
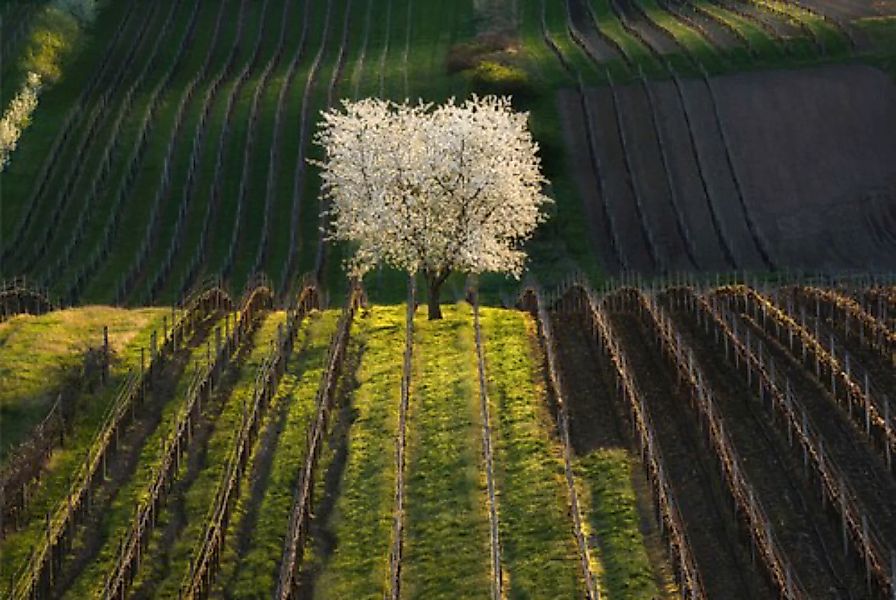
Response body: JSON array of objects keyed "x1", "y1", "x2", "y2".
[{"x1": 140, "y1": 0, "x2": 250, "y2": 305}]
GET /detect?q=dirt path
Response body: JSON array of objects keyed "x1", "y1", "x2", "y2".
[
  {"x1": 668, "y1": 301, "x2": 867, "y2": 599},
  {"x1": 605, "y1": 309, "x2": 770, "y2": 598}
]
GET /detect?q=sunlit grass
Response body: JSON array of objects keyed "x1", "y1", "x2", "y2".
[
  {"x1": 310, "y1": 305, "x2": 405, "y2": 599},
  {"x1": 0, "y1": 306, "x2": 168, "y2": 457},
  {"x1": 129, "y1": 311, "x2": 287, "y2": 597},
  {"x1": 218, "y1": 310, "x2": 339, "y2": 598},
  {"x1": 479, "y1": 307, "x2": 583, "y2": 597},
  {"x1": 401, "y1": 303, "x2": 491, "y2": 598},
  {"x1": 60, "y1": 312, "x2": 234, "y2": 598}
]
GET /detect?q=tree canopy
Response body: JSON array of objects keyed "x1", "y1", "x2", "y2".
[{"x1": 314, "y1": 96, "x2": 550, "y2": 318}]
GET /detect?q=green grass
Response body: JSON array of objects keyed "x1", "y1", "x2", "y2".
[
  {"x1": 0, "y1": 309, "x2": 224, "y2": 599},
  {"x1": 402, "y1": 303, "x2": 491, "y2": 598},
  {"x1": 130, "y1": 0, "x2": 241, "y2": 305},
  {"x1": 0, "y1": 306, "x2": 167, "y2": 459},
  {"x1": 479, "y1": 308, "x2": 583, "y2": 597},
  {"x1": 309, "y1": 305, "x2": 405, "y2": 599},
  {"x1": 634, "y1": 0, "x2": 726, "y2": 74},
  {"x1": 0, "y1": 0, "x2": 151, "y2": 258},
  {"x1": 215, "y1": 309, "x2": 339, "y2": 598},
  {"x1": 577, "y1": 450, "x2": 665, "y2": 598},
  {"x1": 857, "y1": 16, "x2": 896, "y2": 77},
  {"x1": 60, "y1": 311, "x2": 233, "y2": 598},
  {"x1": 588, "y1": 0, "x2": 664, "y2": 77},
  {"x1": 752, "y1": 0, "x2": 849, "y2": 57},
  {"x1": 129, "y1": 310, "x2": 287, "y2": 597}
]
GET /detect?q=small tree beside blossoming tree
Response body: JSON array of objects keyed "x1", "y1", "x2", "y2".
[{"x1": 313, "y1": 96, "x2": 551, "y2": 319}]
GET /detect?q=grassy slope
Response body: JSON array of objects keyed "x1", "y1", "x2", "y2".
[
  {"x1": 479, "y1": 307, "x2": 583, "y2": 597},
  {"x1": 215, "y1": 309, "x2": 339, "y2": 598},
  {"x1": 402, "y1": 303, "x2": 491, "y2": 598},
  {"x1": 202, "y1": 0, "x2": 283, "y2": 288},
  {"x1": 0, "y1": 306, "x2": 167, "y2": 458},
  {"x1": 1, "y1": 310, "x2": 226, "y2": 598},
  {"x1": 309, "y1": 305, "x2": 404, "y2": 599},
  {"x1": 129, "y1": 311, "x2": 287, "y2": 597},
  {"x1": 54, "y1": 1, "x2": 193, "y2": 298},
  {"x1": 0, "y1": 0, "x2": 135, "y2": 237},
  {"x1": 60, "y1": 311, "x2": 233, "y2": 598}
]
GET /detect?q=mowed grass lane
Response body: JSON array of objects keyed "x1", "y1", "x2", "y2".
[
  {"x1": 113, "y1": 0, "x2": 236, "y2": 304},
  {"x1": 63, "y1": 0, "x2": 219, "y2": 301},
  {"x1": 401, "y1": 303, "x2": 491, "y2": 598},
  {"x1": 213, "y1": 310, "x2": 340, "y2": 598},
  {"x1": 201, "y1": 0, "x2": 281, "y2": 288},
  {"x1": 0, "y1": 308, "x2": 223, "y2": 598},
  {"x1": 55, "y1": 0, "x2": 199, "y2": 300},
  {"x1": 4, "y1": 0, "x2": 163, "y2": 276},
  {"x1": 262, "y1": 0, "x2": 327, "y2": 291},
  {"x1": 479, "y1": 307, "x2": 584, "y2": 597},
  {"x1": 0, "y1": 0, "x2": 140, "y2": 247},
  {"x1": 307, "y1": 305, "x2": 405, "y2": 599}
]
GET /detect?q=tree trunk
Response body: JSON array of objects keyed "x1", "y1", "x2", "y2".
[{"x1": 427, "y1": 278, "x2": 443, "y2": 320}]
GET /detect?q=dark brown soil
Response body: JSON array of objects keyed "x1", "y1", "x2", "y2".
[
  {"x1": 586, "y1": 86, "x2": 656, "y2": 271},
  {"x1": 709, "y1": 65, "x2": 896, "y2": 272},
  {"x1": 734, "y1": 311, "x2": 896, "y2": 552},
  {"x1": 676, "y1": 77, "x2": 769, "y2": 270},
  {"x1": 605, "y1": 308, "x2": 772, "y2": 599},
  {"x1": 785, "y1": 290, "x2": 896, "y2": 421},
  {"x1": 666, "y1": 299, "x2": 867, "y2": 598},
  {"x1": 559, "y1": 65, "x2": 896, "y2": 274},
  {"x1": 550, "y1": 313, "x2": 628, "y2": 452},
  {"x1": 616, "y1": 82, "x2": 697, "y2": 271},
  {"x1": 650, "y1": 79, "x2": 733, "y2": 271},
  {"x1": 555, "y1": 91, "x2": 624, "y2": 272}
]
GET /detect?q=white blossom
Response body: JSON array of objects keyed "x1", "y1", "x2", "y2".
[
  {"x1": 0, "y1": 72, "x2": 41, "y2": 172},
  {"x1": 314, "y1": 96, "x2": 550, "y2": 308}
]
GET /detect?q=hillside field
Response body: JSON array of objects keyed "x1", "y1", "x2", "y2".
[{"x1": 1, "y1": 0, "x2": 896, "y2": 598}]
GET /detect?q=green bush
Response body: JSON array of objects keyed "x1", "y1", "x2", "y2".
[{"x1": 470, "y1": 60, "x2": 532, "y2": 97}]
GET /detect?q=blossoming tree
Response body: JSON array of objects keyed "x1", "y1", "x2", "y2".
[{"x1": 314, "y1": 96, "x2": 550, "y2": 319}]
